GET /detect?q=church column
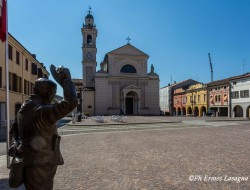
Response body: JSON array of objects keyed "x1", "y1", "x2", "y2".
[
  {"x1": 123, "y1": 91, "x2": 127, "y2": 115},
  {"x1": 141, "y1": 83, "x2": 145, "y2": 108},
  {"x1": 120, "y1": 92, "x2": 125, "y2": 115},
  {"x1": 108, "y1": 81, "x2": 113, "y2": 110},
  {"x1": 112, "y1": 83, "x2": 115, "y2": 108},
  {"x1": 137, "y1": 96, "x2": 141, "y2": 115}
]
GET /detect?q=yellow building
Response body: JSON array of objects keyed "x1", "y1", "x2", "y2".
[
  {"x1": 0, "y1": 33, "x2": 49, "y2": 121},
  {"x1": 185, "y1": 83, "x2": 207, "y2": 117}
]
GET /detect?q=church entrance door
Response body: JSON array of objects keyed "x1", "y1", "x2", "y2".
[{"x1": 126, "y1": 97, "x2": 133, "y2": 115}]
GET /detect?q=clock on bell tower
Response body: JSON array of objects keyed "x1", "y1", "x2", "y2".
[{"x1": 81, "y1": 6, "x2": 97, "y2": 87}]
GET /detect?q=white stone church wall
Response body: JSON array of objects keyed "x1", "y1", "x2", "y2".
[
  {"x1": 144, "y1": 79, "x2": 160, "y2": 115},
  {"x1": 95, "y1": 77, "x2": 109, "y2": 115},
  {"x1": 82, "y1": 91, "x2": 95, "y2": 115}
]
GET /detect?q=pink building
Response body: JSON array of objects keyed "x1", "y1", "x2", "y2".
[
  {"x1": 173, "y1": 88, "x2": 187, "y2": 116},
  {"x1": 206, "y1": 79, "x2": 230, "y2": 116}
]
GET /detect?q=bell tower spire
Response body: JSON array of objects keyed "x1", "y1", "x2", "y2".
[
  {"x1": 81, "y1": 6, "x2": 97, "y2": 87},
  {"x1": 84, "y1": 6, "x2": 95, "y2": 29}
]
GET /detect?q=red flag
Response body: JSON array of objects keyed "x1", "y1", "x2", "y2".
[{"x1": 0, "y1": 0, "x2": 7, "y2": 42}]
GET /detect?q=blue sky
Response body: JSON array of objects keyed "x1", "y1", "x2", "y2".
[{"x1": 8, "y1": 0, "x2": 250, "y2": 95}]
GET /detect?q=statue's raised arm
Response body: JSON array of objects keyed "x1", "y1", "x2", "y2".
[{"x1": 9, "y1": 65, "x2": 77, "y2": 190}]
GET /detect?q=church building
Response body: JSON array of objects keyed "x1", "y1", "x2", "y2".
[{"x1": 76, "y1": 9, "x2": 160, "y2": 116}]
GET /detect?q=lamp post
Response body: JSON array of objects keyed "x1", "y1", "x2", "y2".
[
  {"x1": 190, "y1": 90, "x2": 194, "y2": 116},
  {"x1": 180, "y1": 95, "x2": 183, "y2": 116},
  {"x1": 74, "y1": 81, "x2": 83, "y2": 121},
  {"x1": 77, "y1": 86, "x2": 83, "y2": 114},
  {"x1": 71, "y1": 79, "x2": 84, "y2": 122},
  {"x1": 77, "y1": 87, "x2": 83, "y2": 122}
]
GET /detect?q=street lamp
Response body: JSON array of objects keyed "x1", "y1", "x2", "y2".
[
  {"x1": 190, "y1": 90, "x2": 194, "y2": 116},
  {"x1": 190, "y1": 99, "x2": 193, "y2": 115},
  {"x1": 77, "y1": 87, "x2": 83, "y2": 122},
  {"x1": 77, "y1": 87, "x2": 83, "y2": 113},
  {"x1": 180, "y1": 95, "x2": 183, "y2": 116},
  {"x1": 72, "y1": 81, "x2": 82, "y2": 112}
]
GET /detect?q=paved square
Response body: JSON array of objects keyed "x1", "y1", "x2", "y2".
[
  {"x1": 0, "y1": 120, "x2": 250, "y2": 189},
  {"x1": 56, "y1": 124, "x2": 250, "y2": 190}
]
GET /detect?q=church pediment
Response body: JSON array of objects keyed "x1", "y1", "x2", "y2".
[
  {"x1": 108, "y1": 44, "x2": 149, "y2": 58},
  {"x1": 122, "y1": 84, "x2": 141, "y2": 90}
]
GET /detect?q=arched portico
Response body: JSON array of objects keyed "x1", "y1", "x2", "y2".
[
  {"x1": 187, "y1": 107, "x2": 192, "y2": 115},
  {"x1": 125, "y1": 91, "x2": 138, "y2": 115},
  {"x1": 177, "y1": 107, "x2": 181, "y2": 116},
  {"x1": 194, "y1": 106, "x2": 199, "y2": 116},
  {"x1": 182, "y1": 107, "x2": 186, "y2": 116},
  {"x1": 233, "y1": 105, "x2": 243, "y2": 117},
  {"x1": 247, "y1": 105, "x2": 250, "y2": 118},
  {"x1": 121, "y1": 86, "x2": 141, "y2": 115},
  {"x1": 200, "y1": 106, "x2": 206, "y2": 116},
  {"x1": 172, "y1": 107, "x2": 176, "y2": 116}
]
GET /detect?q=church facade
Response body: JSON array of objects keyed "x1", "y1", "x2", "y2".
[{"x1": 77, "y1": 9, "x2": 160, "y2": 116}]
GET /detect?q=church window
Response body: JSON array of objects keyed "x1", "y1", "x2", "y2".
[
  {"x1": 87, "y1": 35, "x2": 92, "y2": 45},
  {"x1": 120, "y1": 64, "x2": 137, "y2": 73}
]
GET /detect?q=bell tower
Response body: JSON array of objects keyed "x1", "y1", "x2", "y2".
[{"x1": 81, "y1": 7, "x2": 97, "y2": 87}]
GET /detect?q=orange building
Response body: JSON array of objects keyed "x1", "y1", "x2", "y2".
[{"x1": 0, "y1": 33, "x2": 49, "y2": 121}]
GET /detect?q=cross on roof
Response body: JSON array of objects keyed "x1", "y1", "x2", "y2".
[
  {"x1": 88, "y1": 6, "x2": 92, "y2": 14},
  {"x1": 126, "y1": 36, "x2": 131, "y2": 44}
]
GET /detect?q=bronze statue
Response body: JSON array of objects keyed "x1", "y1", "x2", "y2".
[{"x1": 8, "y1": 65, "x2": 78, "y2": 190}]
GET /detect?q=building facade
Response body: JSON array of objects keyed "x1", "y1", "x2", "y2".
[
  {"x1": 185, "y1": 83, "x2": 207, "y2": 117},
  {"x1": 0, "y1": 34, "x2": 49, "y2": 121},
  {"x1": 78, "y1": 9, "x2": 160, "y2": 116},
  {"x1": 161, "y1": 79, "x2": 198, "y2": 116},
  {"x1": 173, "y1": 87, "x2": 186, "y2": 116},
  {"x1": 160, "y1": 84, "x2": 173, "y2": 115},
  {"x1": 230, "y1": 73, "x2": 250, "y2": 118},
  {"x1": 206, "y1": 79, "x2": 230, "y2": 117}
]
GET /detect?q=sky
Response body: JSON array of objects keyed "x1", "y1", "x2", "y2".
[{"x1": 8, "y1": 0, "x2": 250, "y2": 96}]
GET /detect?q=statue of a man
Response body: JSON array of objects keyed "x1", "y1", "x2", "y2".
[
  {"x1": 151, "y1": 64, "x2": 154, "y2": 73},
  {"x1": 8, "y1": 65, "x2": 78, "y2": 190}
]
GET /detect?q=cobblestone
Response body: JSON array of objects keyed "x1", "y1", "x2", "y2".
[{"x1": 0, "y1": 118, "x2": 249, "y2": 189}]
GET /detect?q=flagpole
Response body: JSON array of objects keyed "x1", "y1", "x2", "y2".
[{"x1": 4, "y1": 0, "x2": 10, "y2": 168}]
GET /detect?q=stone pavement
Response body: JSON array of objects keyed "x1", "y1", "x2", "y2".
[
  {"x1": 0, "y1": 143, "x2": 6, "y2": 156},
  {"x1": 67, "y1": 115, "x2": 249, "y2": 126},
  {"x1": 0, "y1": 116, "x2": 250, "y2": 189}
]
